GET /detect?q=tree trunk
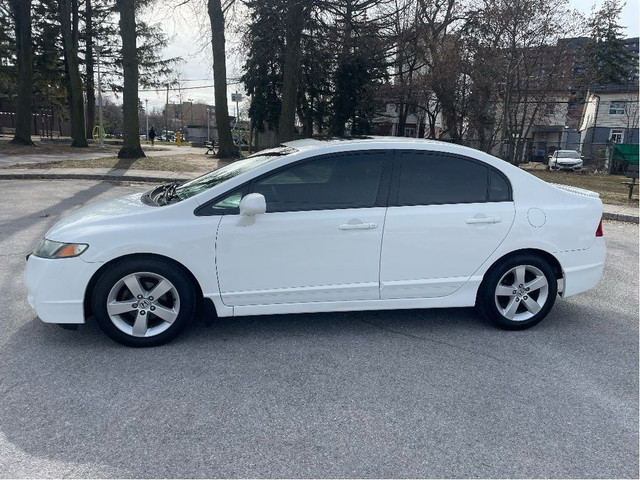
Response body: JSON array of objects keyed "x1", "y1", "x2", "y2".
[
  {"x1": 277, "y1": 1, "x2": 306, "y2": 143},
  {"x1": 9, "y1": 0, "x2": 34, "y2": 146},
  {"x1": 59, "y1": 0, "x2": 88, "y2": 147},
  {"x1": 84, "y1": 0, "x2": 95, "y2": 139},
  {"x1": 116, "y1": 0, "x2": 144, "y2": 158},
  {"x1": 208, "y1": 0, "x2": 238, "y2": 158}
]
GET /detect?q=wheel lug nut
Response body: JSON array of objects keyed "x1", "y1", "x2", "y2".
[
  {"x1": 523, "y1": 295, "x2": 528, "y2": 300},
  {"x1": 515, "y1": 298, "x2": 520, "y2": 302},
  {"x1": 132, "y1": 303, "x2": 138, "y2": 308},
  {"x1": 137, "y1": 295, "x2": 143, "y2": 299},
  {"x1": 150, "y1": 306, "x2": 155, "y2": 311},
  {"x1": 512, "y1": 290, "x2": 517, "y2": 294},
  {"x1": 518, "y1": 284, "x2": 523, "y2": 288},
  {"x1": 140, "y1": 310, "x2": 146, "y2": 315},
  {"x1": 149, "y1": 296, "x2": 154, "y2": 301},
  {"x1": 525, "y1": 287, "x2": 530, "y2": 291}
]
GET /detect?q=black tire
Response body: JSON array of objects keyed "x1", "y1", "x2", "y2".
[
  {"x1": 91, "y1": 258, "x2": 196, "y2": 347},
  {"x1": 477, "y1": 254, "x2": 557, "y2": 330}
]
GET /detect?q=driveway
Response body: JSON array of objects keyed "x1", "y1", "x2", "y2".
[{"x1": 0, "y1": 179, "x2": 637, "y2": 478}]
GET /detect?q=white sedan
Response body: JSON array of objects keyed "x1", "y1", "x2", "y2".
[
  {"x1": 24, "y1": 138, "x2": 606, "y2": 347},
  {"x1": 549, "y1": 150, "x2": 583, "y2": 171}
]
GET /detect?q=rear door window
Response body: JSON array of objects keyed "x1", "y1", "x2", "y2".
[{"x1": 394, "y1": 151, "x2": 511, "y2": 206}]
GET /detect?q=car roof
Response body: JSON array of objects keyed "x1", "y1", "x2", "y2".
[
  {"x1": 281, "y1": 136, "x2": 495, "y2": 159},
  {"x1": 284, "y1": 136, "x2": 444, "y2": 149}
]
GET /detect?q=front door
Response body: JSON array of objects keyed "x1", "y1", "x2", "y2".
[{"x1": 216, "y1": 151, "x2": 390, "y2": 307}]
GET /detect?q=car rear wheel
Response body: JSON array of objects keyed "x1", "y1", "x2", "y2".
[
  {"x1": 477, "y1": 255, "x2": 557, "y2": 330},
  {"x1": 92, "y1": 258, "x2": 196, "y2": 347}
]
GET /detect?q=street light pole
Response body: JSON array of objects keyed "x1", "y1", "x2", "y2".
[{"x1": 95, "y1": 44, "x2": 104, "y2": 148}]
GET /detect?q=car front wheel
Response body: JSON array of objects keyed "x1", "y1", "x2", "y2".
[
  {"x1": 91, "y1": 258, "x2": 196, "y2": 347},
  {"x1": 477, "y1": 255, "x2": 558, "y2": 330}
]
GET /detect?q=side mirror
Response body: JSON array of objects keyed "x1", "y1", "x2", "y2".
[{"x1": 239, "y1": 193, "x2": 266, "y2": 216}]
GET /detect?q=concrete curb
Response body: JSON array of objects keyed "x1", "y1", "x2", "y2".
[
  {"x1": 0, "y1": 172, "x2": 190, "y2": 184},
  {"x1": 603, "y1": 212, "x2": 639, "y2": 224}
]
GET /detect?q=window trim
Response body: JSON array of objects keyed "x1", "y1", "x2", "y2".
[
  {"x1": 195, "y1": 150, "x2": 393, "y2": 216},
  {"x1": 609, "y1": 101, "x2": 626, "y2": 115},
  {"x1": 610, "y1": 129, "x2": 624, "y2": 144},
  {"x1": 388, "y1": 150, "x2": 513, "y2": 207}
]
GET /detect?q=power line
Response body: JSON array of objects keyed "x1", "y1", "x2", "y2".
[{"x1": 140, "y1": 79, "x2": 243, "y2": 92}]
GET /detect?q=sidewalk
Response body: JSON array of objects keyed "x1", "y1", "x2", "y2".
[{"x1": 0, "y1": 166, "x2": 637, "y2": 224}]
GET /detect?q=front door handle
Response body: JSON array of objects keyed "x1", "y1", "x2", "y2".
[
  {"x1": 466, "y1": 216, "x2": 502, "y2": 225},
  {"x1": 338, "y1": 222, "x2": 378, "y2": 230}
]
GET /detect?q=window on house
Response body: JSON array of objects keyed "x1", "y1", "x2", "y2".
[
  {"x1": 609, "y1": 101, "x2": 626, "y2": 115},
  {"x1": 545, "y1": 103, "x2": 556, "y2": 115},
  {"x1": 404, "y1": 127, "x2": 416, "y2": 138},
  {"x1": 610, "y1": 129, "x2": 624, "y2": 143}
]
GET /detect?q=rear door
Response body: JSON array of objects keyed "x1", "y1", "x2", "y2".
[{"x1": 380, "y1": 150, "x2": 516, "y2": 299}]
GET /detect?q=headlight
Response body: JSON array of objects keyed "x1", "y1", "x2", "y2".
[{"x1": 32, "y1": 239, "x2": 89, "y2": 259}]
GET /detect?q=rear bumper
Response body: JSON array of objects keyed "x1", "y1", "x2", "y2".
[
  {"x1": 556, "y1": 238, "x2": 606, "y2": 298},
  {"x1": 23, "y1": 255, "x2": 97, "y2": 324}
]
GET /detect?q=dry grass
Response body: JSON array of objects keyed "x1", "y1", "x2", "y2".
[
  {"x1": 16, "y1": 154, "x2": 226, "y2": 172},
  {"x1": 0, "y1": 137, "x2": 177, "y2": 155},
  {"x1": 3, "y1": 138, "x2": 637, "y2": 206},
  {"x1": 0, "y1": 138, "x2": 119, "y2": 155},
  {"x1": 525, "y1": 168, "x2": 639, "y2": 206}
]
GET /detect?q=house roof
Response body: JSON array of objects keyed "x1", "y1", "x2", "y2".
[{"x1": 589, "y1": 83, "x2": 639, "y2": 94}]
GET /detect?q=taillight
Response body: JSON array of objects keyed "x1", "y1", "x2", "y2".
[{"x1": 595, "y1": 219, "x2": 604, "y2": 237}]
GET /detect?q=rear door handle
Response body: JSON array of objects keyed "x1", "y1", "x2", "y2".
[
  {"x1": 338, "y1": 222, "x2": 378, "y2": 230},
  {"x1": 466, "y1": 216, "x2": 502, "y2": 224}
]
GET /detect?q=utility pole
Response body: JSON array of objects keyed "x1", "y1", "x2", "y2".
[
  {"x1": 165, "y1": 83, "x2": 169, "y2": 141},
  {"x1": 145, "y1": 99, "x2": 149, "y2": 141},
  {"x1": 96, "y1": 44, "x2": 104, "y2": 148}
]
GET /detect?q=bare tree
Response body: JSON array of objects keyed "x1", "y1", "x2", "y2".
[
  {"x1": 208, "y1": 0, "x2": 238, "y2": 158},
  {"x1": 8, "y1": 0, "x2": 34, "y2": 146},
  {"x1": 475, "y1": 0, "x2": 577, "y2": 163},
  {"x1": 59, "y1": 0, "x2": 88, "y2": 147},
  {"x1": 415, "y1": 0, "x2": 466, "y2": 142},
  {"x1": 116, "y1": 0, "x2": 145, "y2": 158},
  {"x1": 84, "y1": 0, "x2": 96, "y2": 139},
  {"x1": 278, "y1": 0, "x2": 311, "y2": 142}
]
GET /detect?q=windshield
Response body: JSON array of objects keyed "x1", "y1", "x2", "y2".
[
  {"x1": 174, "y1": 147, "x2": 296, "y2": 200},
  {"x1": 556, "y1": 151, "x2": 580, "y2": 159}
]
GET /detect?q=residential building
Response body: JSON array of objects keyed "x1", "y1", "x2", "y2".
[{"x1": 578, "y1": 83, "x2": 639, "y2": 162}]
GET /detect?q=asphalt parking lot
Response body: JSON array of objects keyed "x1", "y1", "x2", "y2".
[{"x1": 0, "y1": 179, "x2": 638, "y2": 478}]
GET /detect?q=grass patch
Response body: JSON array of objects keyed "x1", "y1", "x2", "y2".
[
  {"x1": 525, "y1": 168, "x2": 639, "y2": 206},
  {"x1": 14, "y1": 154, "x2": 226, "y2": 172}
]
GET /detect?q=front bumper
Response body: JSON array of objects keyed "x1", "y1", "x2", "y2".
[
  {"x1": 24, "y1": 255, "x2": 98, "y2": 324},
  {"x1": 551, "y1": 162, "x2": 583, "y2": 171}
]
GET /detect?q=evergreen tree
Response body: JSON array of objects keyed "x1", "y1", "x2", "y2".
[
  {"x1": 585, "y1": 0, "x2": 636, "y2": 85},
  {"x1": 241, "y1": 0, "x2": 285, "y2": 135}
]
